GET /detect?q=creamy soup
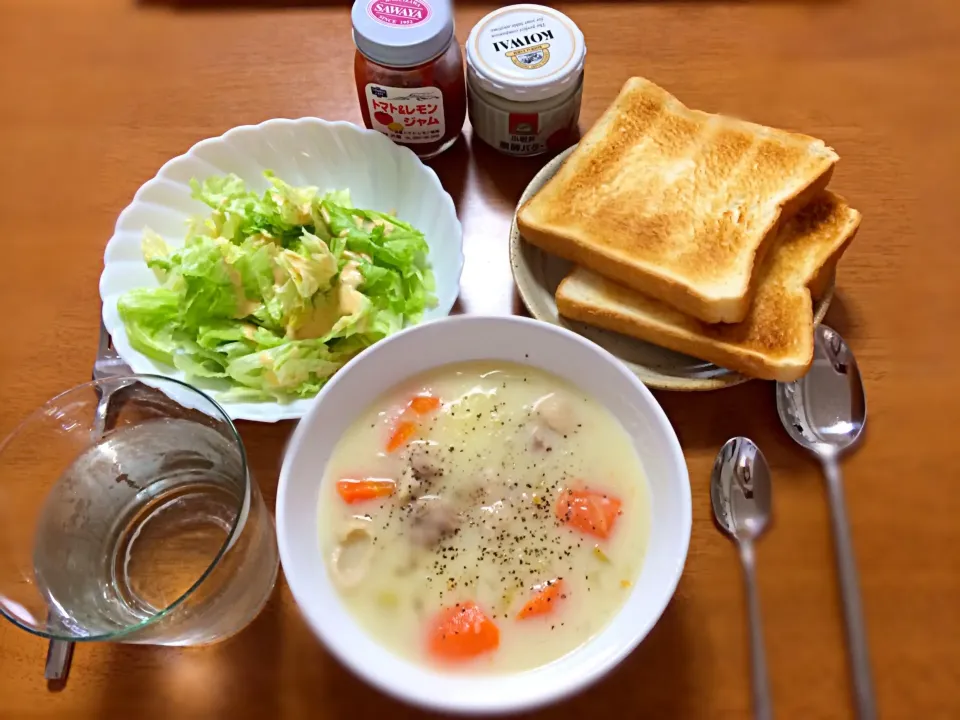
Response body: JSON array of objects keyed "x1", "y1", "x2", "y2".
[{"x1": 318, "y1": 361, "x2": 651, "y2": 672}]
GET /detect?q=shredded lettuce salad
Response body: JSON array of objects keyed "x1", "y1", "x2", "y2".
[{"x1": 117, "y1": 171, "x2": 436, "y2": 401}]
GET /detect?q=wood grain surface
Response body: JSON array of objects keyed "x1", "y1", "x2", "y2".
[{"x1": 1, "y1": 0, "x2": 958, "y2": 718}]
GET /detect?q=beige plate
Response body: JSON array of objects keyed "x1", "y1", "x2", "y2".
[{"x1": 509, "y1": 147, "x2": 834, "y2": 391}]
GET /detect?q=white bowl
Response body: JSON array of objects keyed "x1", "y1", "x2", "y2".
[
  {"x1": 100, "y1": 119, "x2": 464, "y2": 423},
  {"x1": 277, "y1": 316, "x2": 692, "y2": 714}
]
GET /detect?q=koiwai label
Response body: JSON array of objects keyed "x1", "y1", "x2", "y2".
[
  {"x1": 469, "y1": 83, "x2": 582, "y2": 157},
  {"x1": 365, "y1": 84, "x2": 445, "y2": 144},
  {"x1": 473, "y1": 8, "x2": 579, "y2": 81}
]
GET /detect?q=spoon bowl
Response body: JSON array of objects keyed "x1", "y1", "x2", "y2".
[
  {"x1": 711, "y1": 437, "x2": 772, "y2": 542},
  {"x1": 776, "y1": 325, "x2": 866, "y2": 458}
]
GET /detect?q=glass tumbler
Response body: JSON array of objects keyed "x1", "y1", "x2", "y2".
[{"x1": 0, "y1": 376, "x2": 278, "y2": 645}]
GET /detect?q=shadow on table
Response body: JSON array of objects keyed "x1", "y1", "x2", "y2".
[
  {"x1": 92, "y1": 421, "x2": 294, "y2": 717},
  {"x1": 315, "y1": 594, "x2": 698, "y2": 720},
  {"x1": 654, "y1": 380, "x2": 812, "y2": 469},
  {"x1": 822, "y1": 289, "x2": 864, "y2": 342},
  {"x1": 468, "y1": 132, "x2": 572, "y2": 212},
  {"x1": 651, "y1": 372, "x2": 831, "y2": 491},
  {"x1": 236, "y1": 419, "x2": 299, "y2": 509},
  {"x1": 94, "y1": 582, "x2": 285, "y2": 719},
  {"x1": 653, "y1": 381, "x2": 782, "y2": 455},
  {"x1": 425, "y1": 135, "x2": 470, "y2": 221}
]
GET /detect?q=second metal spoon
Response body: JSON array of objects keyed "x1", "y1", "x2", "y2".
[
  {"x1": 711, "y1": 437, "x2": 774, "y2": 720},
  {"x1": 776, "y1": 324, "x2": 875, "y2": 720}
]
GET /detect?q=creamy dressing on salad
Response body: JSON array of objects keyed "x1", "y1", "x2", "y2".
[{"x1": 286, "y1": 261, "x2": 366, "y2": 340}]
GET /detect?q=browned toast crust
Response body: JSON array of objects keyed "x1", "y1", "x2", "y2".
[
  {"x1": 555, "y1": 193, "x2": 861, "y2": 381},
  {"x1": 518, "y1": 76, "x2": 839, "y2": 323}
]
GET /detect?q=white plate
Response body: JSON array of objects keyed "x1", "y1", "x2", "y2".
[
  {"x1": 510, "y1": 147, "x2": 834, "y2": 391},
  {"x1": 277, "y1": 315, "x2": 691, "y2": 714},
  {"x1": 100, "y1": 119, "x2": 463, "y2": 422}
]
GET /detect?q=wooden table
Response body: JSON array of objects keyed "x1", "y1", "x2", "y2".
[{"x1": 1, "y1": 0, "x2": 958, "y2": 717}]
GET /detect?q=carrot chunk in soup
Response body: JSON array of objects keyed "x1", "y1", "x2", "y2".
[
  {"x1": 409, "y1": 394, "x2": 441, "y2": 414},
  {"x1": 517, "y1": 578, "x2": 566, "y2": 620},
  {"x1": 556, "y1": 488, "x2": 622, "y2": 539},
  {"x1": 336, "y1": 478, "x2": 396, "y2": 504},
  {"x1": 385, "y1": 395, "x2": 440, "y2": 452},
  {"x1": 386, "y1": 420, "x2": 416, "y2": 453},
  {"x1": 428, "y1": 601, "x2": 500, "y2": 661}
]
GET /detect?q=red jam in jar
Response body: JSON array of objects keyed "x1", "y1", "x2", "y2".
[{"x1": 352, "y1": 0, "x2": 466, "y2": 159}]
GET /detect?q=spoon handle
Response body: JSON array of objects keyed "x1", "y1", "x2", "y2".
[
  {"x1": 822, "y1": 456, "x2": 876, "y2": 720},
  {"x1": 44, "y1": 638, "x2": 74, "y2": 681},
  {"x1": 739, "y1": 539, "x2": 773, "y2": 720}
]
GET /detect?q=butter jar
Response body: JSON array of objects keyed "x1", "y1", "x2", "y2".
[{"x1": 465, "y1": 4, "x2": 586, "y2": 157}]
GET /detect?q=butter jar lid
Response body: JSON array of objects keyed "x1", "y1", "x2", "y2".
[
  {"x1": 352, "y1": 0, "x2": 455, "y2": 68},
  {"x1": 466, "y1": 4, "x2": 586, "y2": 103}
]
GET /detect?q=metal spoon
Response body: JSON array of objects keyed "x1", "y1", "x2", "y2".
[
  {"x1": 776, "y1": 324, "x2": 875, "y2": 720},
  {"x1": 711, "y1": 437, "x2": 773, "y2": 720}
]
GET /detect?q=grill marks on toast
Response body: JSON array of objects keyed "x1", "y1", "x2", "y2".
[
  {"x1": 517, "y1": 76, "x2": 839, "y2": 322},
  {"x1": 560, "y1": 95, "x2": 830, "y2": 281},
  {"x1": 621, "y1": 98, "x2": 709, "y2": 262},
  {"x1": 675, "y1": 119, "x2": 759, "y2": 282},
  {"x1": 554, "y1": 193, "x2": 861, "y2": 381}
]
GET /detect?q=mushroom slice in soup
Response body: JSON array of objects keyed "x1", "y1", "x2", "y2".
[
  {"x1": 533, "y1": 392, "x2": 577, "y2": 435},
  {"x1": 523, "y1": 391, "x2": 578, "y2": 452},
  {"x1": 330, "y1": 516, "x2": 375, "y2": 589}
]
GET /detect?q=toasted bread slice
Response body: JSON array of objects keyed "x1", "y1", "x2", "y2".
[
  {"x1": 555, "y1": 193, "x2": 861, "y2": 382},
  {"x1": 517, "y1": 76, "x2": 839, "y2": 323}
]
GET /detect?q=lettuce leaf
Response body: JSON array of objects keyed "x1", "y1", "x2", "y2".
[{"x1": 117, "y1": 171, "x2": 435, "y2": 401}]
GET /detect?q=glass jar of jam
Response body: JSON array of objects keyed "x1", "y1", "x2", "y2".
[{"x1": 352, "y1": 0, "x2": 466, "y2": 159}]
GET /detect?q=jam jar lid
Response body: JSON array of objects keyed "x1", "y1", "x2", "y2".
[
  {"x1": 352, "y1": 0, "x2": 455, "y2": 68},
  {"x1": 466, "y1": 4, "x2": 586, "y2": 104}
]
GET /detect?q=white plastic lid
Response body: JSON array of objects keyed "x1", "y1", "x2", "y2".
[
  {"x1": 466, "y1": 4, "x2": 586, "y2": 103},
  {"x1": 352, "y1": 0, "x2": 455, "y2": 68}
]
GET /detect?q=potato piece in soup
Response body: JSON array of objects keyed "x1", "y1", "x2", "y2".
[{"x1": 319, "y1": 361, "x2": 651, "y2": 672}]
